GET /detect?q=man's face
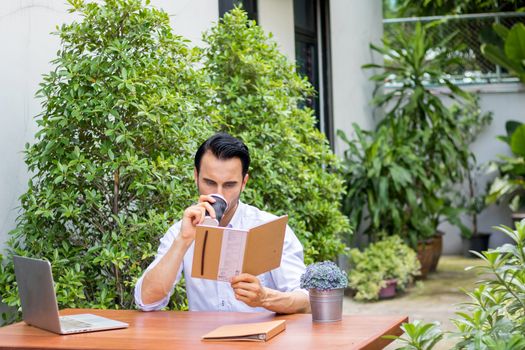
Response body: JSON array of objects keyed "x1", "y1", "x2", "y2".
[{"x1": 194, "y1": 151, "x2": 248, "y2": 217}]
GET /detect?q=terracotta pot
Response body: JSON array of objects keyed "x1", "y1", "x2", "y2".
[
  {"x1": 378, "y1": 279, "x2": 397, "y2": 299},
  {"x1": 429, "y1": 232, "x2": 443, "y2": 273},
  {"x1": 416, "y1": 239, "x2": 434, "y2": 280}
]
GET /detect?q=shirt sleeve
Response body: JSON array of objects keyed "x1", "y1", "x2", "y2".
[
  {"x1": 134, "y1": 221, "x2": 184, "y2": 311},
  {"x1": 269, "y1": 225, "x2": 308, "y2": 295}
]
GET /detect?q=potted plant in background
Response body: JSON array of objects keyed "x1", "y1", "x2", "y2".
[
  {"x1": 446, "y1": 102, "x2": 493, "y2": 257},
  {"x1": 347, "y1": 236, "x2": 421, "y2": 301},
  {"x1": 481, "y1": 23, "x2": 525, "y2": 224},
  {"x1": 462, "y1": 170, "x2": 492, "y2": 257},
  {"x1": 339, "y1": 21, "x2": 491, "y2": 277},
  {"x1": 485, "y1": 120, "x2": 525, "y2": 224},
  {"x1": 300, "y1": 261, "x2": 348, "y2": 322}
]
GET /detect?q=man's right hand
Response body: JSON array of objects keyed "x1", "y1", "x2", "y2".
[
  {"x1": 140, "y1": 195, "x2": 218, "y2": 305},
  {"x1": 179, "y1": 195, "x2": 217, "y2": 242}
]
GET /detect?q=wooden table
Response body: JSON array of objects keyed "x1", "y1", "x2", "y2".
[{"x1": 0, "y1": 309, "x2": 407, "y2": 349}]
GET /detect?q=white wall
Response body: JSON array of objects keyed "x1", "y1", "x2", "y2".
[
  {"x1": 330, "y1": 0, "x2": 383, "y2": 156},
  {"x1": 0, "y1": 1, "x2": 73, "y2": 254},
  {"x1": 258, "y1": 0, "x2": 295, "y2": 61},
  {"x1": 162, "y1": 0, "x2": 219, "y2": 47}
]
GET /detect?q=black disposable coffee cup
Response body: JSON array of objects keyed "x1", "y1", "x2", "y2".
[{"x1": 203, "y1": 194, "x2": 228, "y2": 226}]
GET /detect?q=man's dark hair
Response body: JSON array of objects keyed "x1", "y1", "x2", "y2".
[{"x1": 194, "y1": 133, "x2": 250, "y2": 176}]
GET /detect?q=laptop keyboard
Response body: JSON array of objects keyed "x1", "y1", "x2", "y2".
[{"x1": 60, "y1": 316, "x2": 93, "y2": 330}]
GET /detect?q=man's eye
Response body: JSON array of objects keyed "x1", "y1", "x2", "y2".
[{"x1": 224, "y1": 183, "x2": 236, "y2": 188}]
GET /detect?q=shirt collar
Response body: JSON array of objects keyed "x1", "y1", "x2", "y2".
[{"x1": 227, "y1": 200, "x2": 245, "y2": 228}]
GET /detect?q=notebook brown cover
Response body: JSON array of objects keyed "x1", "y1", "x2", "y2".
[
  {"x1": 191, "y1": 215, "x2": 288, "y2": 280},
  {"x1": 202, "y1": 320, "x2": 286, "y2": 342}
]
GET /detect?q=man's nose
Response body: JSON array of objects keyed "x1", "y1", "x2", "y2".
[{"x1": 215, "y1": 187, "x2": 224, "y2": 197}]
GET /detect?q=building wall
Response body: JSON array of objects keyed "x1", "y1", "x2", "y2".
[
  {"x1": 0, "y1": 1, "x2": 73, "y2": 254},
  {"x1": 258, "y1": 0, "x2": 295, "y2": 61},
  {"x1": 330, "y1": 0, "x2": 384, "y2": 156}
]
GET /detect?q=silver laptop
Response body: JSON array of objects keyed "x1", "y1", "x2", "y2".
[{"x1": 13, "y1": 255, "x2": 129, "y2": 334}]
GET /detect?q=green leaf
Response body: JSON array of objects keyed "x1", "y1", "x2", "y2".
[
  {"x1": 505, "y1": 23, "x2": 525, "y2": 62},
  {"x1": 510, "y1": 124, "x2": 525, "y2": 157}
]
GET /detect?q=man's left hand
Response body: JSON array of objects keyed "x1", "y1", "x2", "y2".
[{"x1": 230, "y1": 273, "x2": 267, "y2": 308}]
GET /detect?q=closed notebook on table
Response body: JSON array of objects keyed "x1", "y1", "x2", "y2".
[
  {"x1": 202, "y1": 320, "x2": 286, "y2": 342},
  {"x1": 191, "y1": 215, "x2": 288, "y2": 281}
]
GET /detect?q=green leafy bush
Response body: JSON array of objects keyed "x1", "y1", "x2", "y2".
[
  {"x1": 391, "y1": 219, "x2": 525, "y2": 349},
  {"x1": 0, "y1": 0, "x2": 210, "y2": 317},
  {"x1": 202, "y1": 8, "x2": 351, "y2": 263},
  {"x1": 385, "y1": 320, "x2": 443, "y2": 350},
  {"x1": 1, "y1": 2, "x2": 351, "y2": 322},
  {"x1": 348, "y1": 236, "x2": 420, "y2": 301},
  {"x1": 453, "y1": 220, "x2": 525, "y2": 349}
]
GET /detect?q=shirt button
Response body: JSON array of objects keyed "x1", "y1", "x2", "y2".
[{"x1": 221, "y1": 300, "x2": 225, "y2": 307}]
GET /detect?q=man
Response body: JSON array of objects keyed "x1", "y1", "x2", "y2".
[{"x1": 134, "y1": 133, "x2": 310, "y2": 313}]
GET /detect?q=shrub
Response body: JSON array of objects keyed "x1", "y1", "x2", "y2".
[
  {"x1": 353, "y1": 22, "x2": 492, "y2": 246},
  {"x1": 202, "y1": 8, "x2": 351, "y2": 263},
  {"x1": 300, "y1": 261, "x2": 348, "y2": 291},
  {"x1": 0, "y1": 0, "x2": 210, "y2": 318},
  {"x1": 390, "y1": 219, "x2": 525, "y2": 349},
  {"x1": 348, "y1": 236, "x2": 420, "y2": 301}
]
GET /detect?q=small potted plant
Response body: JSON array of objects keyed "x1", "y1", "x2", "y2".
[
  {"x1": 300, "y1": 261, "x2": 348, "y2": 322},
  {"x1": 348, "y1": 236, "x2": 420, "y2": 301}
]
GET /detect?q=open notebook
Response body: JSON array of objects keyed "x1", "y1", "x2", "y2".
[
  {"x1": 191, "y1": 215, "x2": 288, "y2": 281},
  {"x1": 202, "y1": 320, "x2": 286, "y2": 342}
]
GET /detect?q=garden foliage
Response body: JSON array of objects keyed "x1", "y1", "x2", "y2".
[
  {"x1": 485, "y1": 120, "x2": 525, "y2": 212},
  {"x1": 341, "y1": 22, "x2": 491, "y2": 246},
  {"x1": 202, "y1": 8, "x2": 350, "y2": 263},
  {"x1": 482, "y1": 22, "x2": 525, "y2": 84},
  {"x1": 0, "y1": 1, "x2": 349, "y2": 321},
  {"x1": 0, "y1": 0, "x2": 212, "y2": 316},
  {"x1": 348, "y1": 236, "x2": 420, "y2": 301},
  {"x1": 392, "y1": 220, "x2": 525, "y2": 349}
]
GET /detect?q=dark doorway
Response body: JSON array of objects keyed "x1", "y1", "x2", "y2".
[{"x1": 294, "y1": 0, "x2": 333, "y2": 147}]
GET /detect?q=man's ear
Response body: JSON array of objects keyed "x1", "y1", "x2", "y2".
[
  {"x1": 194, "y1": 168, "x2": 198, "y2": 186},
  {"x1": 241, "y1": 173, "x2": 249, "y2": 192}
]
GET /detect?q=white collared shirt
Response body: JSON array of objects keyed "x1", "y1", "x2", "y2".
[{"x1": 134, "y1": 201, "x2": 307, "y2": 312}]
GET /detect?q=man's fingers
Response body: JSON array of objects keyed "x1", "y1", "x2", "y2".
[
  {"x1": 186, "y1": 207, "x2": 206, "y2": 225},
  {"x1": 198, "y1": 195, "x2": 216, "y2": 203},
  {"x1": 234, "y1": 288, "x2": 256, "y2": 299},
  {"x1": 231, "y1": 281, "x2": 259, "y2": 292},
  {"x1": 200, "y1": 202, "x2": 215, "y2": 219},
  {"x1": 230, "y1": 273, "x2": 257, "y2": 284},
  {"x1": 234, "y1": 295, "x2": 253, "y2": 305},
  {"x1": 195, "y1": 206, "x2": 206, "y2": 225}
]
